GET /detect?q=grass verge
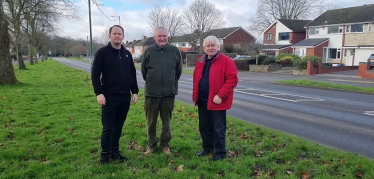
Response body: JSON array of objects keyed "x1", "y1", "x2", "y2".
[
  {"x1": 275, "y1": 79, "x2": 374, "y2": 94},
  {"x1": 1, "y1": 61, "x2": 374, "y2": 178},
  {"x1": 68, "y1": 57, "x2": 90, "y2": 62}
]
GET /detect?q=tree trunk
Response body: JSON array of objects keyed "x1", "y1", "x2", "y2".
[
  {"x1": 0, "y1": 0, "x2": 18, "y2": 85},
  {"x1": 17, "y1": 44, "x2": 26, "y2": 69},
  {"x1": 28, "y1": 44, "x2": 34, "y2": 65}
]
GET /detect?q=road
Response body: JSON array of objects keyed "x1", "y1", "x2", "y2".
[{"x1": 54, "y1": 57, "x2": 374, "y2": 159}]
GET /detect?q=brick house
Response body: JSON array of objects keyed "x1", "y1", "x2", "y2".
[
  {"x1": 262, "y1": 19, "x2": 311, "y2": 57},
  {"x1": 170, "y1": 26, "x2": 255, "y2": 53},
  {"x1": 133, "y1": 36, "x2": 155, "y2": 58},
  {"x1": 293, "y1": 4, "x2": 374, "y2": 66}
]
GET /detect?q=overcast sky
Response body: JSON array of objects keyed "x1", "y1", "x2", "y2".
[{"x1": 57, "y1": 0, "x2": 374, "y2": 42}]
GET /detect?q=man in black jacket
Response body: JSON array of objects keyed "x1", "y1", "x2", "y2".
[{"x1": 91, "y1": 25, "x2": 139, "y2": 165}]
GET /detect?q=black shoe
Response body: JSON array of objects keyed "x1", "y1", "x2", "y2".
[
  {"x1": 109, "y1": 150, "x2": 128, "y2": 161},
  {"x1": 99, "y1": 152, "x2": 109, "y2": 165},
  {"x1": 196, "y1": 150, "x2": 212, "y2": 157},
  {"x1": 212, "y1": 155, "x2": 225, "y2": 162}
]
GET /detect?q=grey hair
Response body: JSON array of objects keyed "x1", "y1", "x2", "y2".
[
  {"x1": 154, "y1": 27, "x2": 168, "y2": 36},
  {"x1": 203, "y1": 36, "x2": 220, "y2": 47}
]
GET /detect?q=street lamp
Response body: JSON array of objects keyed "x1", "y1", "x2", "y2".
[{"x1": 111, "y1": 16, "x2": 121, "y2": 26}]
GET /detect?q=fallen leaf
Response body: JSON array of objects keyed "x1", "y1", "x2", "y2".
[
  {"x1": 354, "y1": 171, "x2": 363, "y2": 178},
  {"x1": 22, "y1": 157, "x2": 29, "y2": 161},
  {"x1": 67, "y1": 128, "x2": 74, "y2": 131},
  {"x1": 72, "y1": 133, "x2": 77, "y2": 135},
  {"x1": 177, "y1": 165, "x2": 183, "y2": 172},
  {"x1": 112, "y1": 173, "x2": 115, "y2": 176},
  {"x1": 136, "y1": 123, "x2": 142, "y2": 128},
  {"x1": 55, "y1": 140, "x2": 62, "y2": 143},
  {"x1": 239, "y1": 133, "x2": 248, "y2": 139},
  {"x1": 322, "y1": 161, "x2": 332, "y2": 165},
  {"x1": 68, "y1": 117, "x2": 74, "y2": 121},
  {"x1": 4, "y1": 123, "x2": 8, "y2": 128},
  {"x1": 42, "y1": 160, "x2": 51, "y2": 163},
  {"x1": 286, "y1": 170, "x2": 293, "y2": 175},
  {"x1": 17, "y1": 89, "x2": 21, "y2": 92},
  {"x1": 216, "y1": 171, "x2": 225, "y2": 178},
  {"x1": 300, "y1": 172, "x2": 310, "y2": 179},
  {"x1": 0, "y1": 143, "x2": 3, "y2": 146}
]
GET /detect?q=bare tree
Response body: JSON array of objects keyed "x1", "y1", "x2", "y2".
[
  {"x1": 0, "y1": 0, "x2": 18, "y2": 84},
  {"x1": 248, "y1": 0, "x2": 338, "y2": 39},
  {"x1": 182, "y1": 0, "x2": 225, "y2": 53},
  {"x1": 147, "y1": 4, "x2": 184, "y2": 42}
]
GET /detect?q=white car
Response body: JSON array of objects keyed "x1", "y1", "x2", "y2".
[{"x1": 233, "y1": 55, "x2": 250, "y2": 60}]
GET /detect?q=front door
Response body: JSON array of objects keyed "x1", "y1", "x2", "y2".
[{"x1": 346, "y1": 49, "x2": 354, "y2": 66}]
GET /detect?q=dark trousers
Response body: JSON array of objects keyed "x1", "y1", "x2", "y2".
[
  {"x1": 144, "y1": 96, "x2": 175, "y2": 149},
  {"x1": 101, "y1": 93, "x2": 131, "y2": 153},
  {"x1": 198, "y1": 103, "x2": 227, "y2": 156}
]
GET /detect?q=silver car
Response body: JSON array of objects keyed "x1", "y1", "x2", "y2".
[{"x1": 368, "y1": 54, "x2": 374, "y2": 69}]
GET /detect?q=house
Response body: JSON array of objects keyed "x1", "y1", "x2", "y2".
[
  {"x1": 133, "y1": 36, "x2": 155, "y2": 58},
  {"x1": 124, "y1": 40, "x2": 141, "y2": 57},
  {"x1": 170, "y1": 26, "x2": 255, "y2": 53},
  {"x1": 293, "y1": 4, "x2": 374, "y2": 66},
  {"x1": 262, "y1": 19, "x2": 311, "y2": 56}
]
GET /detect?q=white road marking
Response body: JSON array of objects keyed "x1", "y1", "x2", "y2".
[
  {"x1": 364, "y1": 111, "x2": 374, "y2": 116},
  {"x1": 235, "y1": 88, "x2": 324, "y2": 102}
]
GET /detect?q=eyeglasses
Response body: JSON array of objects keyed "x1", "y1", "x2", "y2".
[{"x1": 205, "y1": 44, "x2": 217, "y2": 48}]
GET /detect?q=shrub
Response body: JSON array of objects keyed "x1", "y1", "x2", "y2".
[
  {"x1": 262, "y1": 56, "x2": 276, "y2": 65},
  {"x1": 248, "y1": 55, "x2": 268, "y2": 65},
  {"x1": 293, "y1": 56, "x2": 322, "y2": 69},
  {"x1": 303, "y1": 55, "x2": 321, "y2": 67},
  {"x1": 293, "y1": 58, "x2": 307, "y2": 69},
  {"x1": 276, "y1": 53, "x2": 301, "y2": 64}
]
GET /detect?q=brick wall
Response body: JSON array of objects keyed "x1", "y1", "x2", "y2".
[
  {"x1": 224, "y1": 28, "x2": 255, "y2": 48},
  {"x1": 307, "y1": 61, "x2": 358, "y2": 75},
  {"x1": 290, "y1": 32, "x2": 306, "y2": 44},
  {"x1": 358, "y1": 62, "x2": 374, "y2": 78},
  {"x1": 263, "y1": 24, "x2": 276, "y2": 44},
  {"x1": 305, "y1": 41, "x2": 328, "y2": 59}
]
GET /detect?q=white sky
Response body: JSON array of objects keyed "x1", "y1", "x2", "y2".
[{"x1": 57, "y1": 0, "x2": 374, "y2": 42}]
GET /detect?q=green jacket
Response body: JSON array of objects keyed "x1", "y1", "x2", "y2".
[{"x1": 141, "y1": 43, "x2": 182, "y2": 97}]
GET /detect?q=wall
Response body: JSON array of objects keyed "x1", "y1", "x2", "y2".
[
  {"x1": 290, "y1": 32, "x2": 306, "y2": 44},
  {"x1": 344, "y1": 24, "x2": 374, "y2": 46},
  {"x1": 306, "y1": 61, "x2": 358, "y2": 75},
  {"x1": 263, "y1": 24, "x2": 276, "y2": 44},
  {"x1": 224, "y1": 28, "x2": 255, "y2": 49},
  {"x1": 275, "y1": 22, "x2": 292, "y2": 45},
  {"x1": 358, "y1": 62, "x2": 374, "y2": 78},
  {"x1": 309, "y1": 30, "x2": 343, "y2": 48}
]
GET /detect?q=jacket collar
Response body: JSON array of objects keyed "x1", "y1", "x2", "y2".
[
  {"x1": 107, "y1": 42, "x2": 124, "y2": 51},
  {"x1": 154, "y1": 43, "x2": 169, "y2": 51},
  {"x1": 198, "y1": 51, "x2": 220, "y2": 63}
]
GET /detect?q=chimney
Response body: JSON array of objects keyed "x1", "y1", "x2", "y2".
[{"x1": 143, "y1": 36, "x2": 146, "y2": 40}]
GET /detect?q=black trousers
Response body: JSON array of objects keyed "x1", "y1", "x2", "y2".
[
  {"x1": 198, "y1": 103, "x2": 227, "y2": 156},
  {"x1": 101, "y1": 93, "x2": 131, "y2": 153}
]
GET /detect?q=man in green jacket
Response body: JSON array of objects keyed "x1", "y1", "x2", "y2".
[{"x1": 141, "y1": 27, "x2": 182, "y2": 155}]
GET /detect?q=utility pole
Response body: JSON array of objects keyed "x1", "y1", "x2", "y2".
[
  {"x1": 111, "y1": 16, "x2": 121, "y2": 26},
  {"x1": 88, "y1": 0, "x2": 93, "y2": 64},
  {"x1": 86, "y1": 36, "x2": 89, "y2": 61}
]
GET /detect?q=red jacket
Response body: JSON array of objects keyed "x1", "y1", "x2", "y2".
[{"x1": 192, "y1": 52, "x2": 238, "y2": 110}]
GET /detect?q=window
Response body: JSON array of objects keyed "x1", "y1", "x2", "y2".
[
  {"x1": 369, "y1": 24, "x2": 372, "y2": 32},
  {"x1": 346, "y1": 24, "x2": 363, "y2": 33},
  {"x1": 324, "y1": 48, "x2": 341, "y2": 59},
  {"x1": 278, "y1": 32, "x2": 289, "y2": 40},
  {"x1": 309, "y1": 27, "x2": 319, "y2": 35},
  {"x1": 265, "y1": 51, "x2": 275, "y2": 56},
  {"x1": 339, "y1": 26, "x2": 343, "y2": 33},
  {"x1": 181, "y1": 43, "x2": 186, "y2": 47},
  {"x1": 344, "y1": 49, "x2": 347, "y2": 57},
  {"x1": 267, "y1": 33, "x2": 272, "y2": 41},
  {"x1": 328, "y1": 26, "x2": 339, "y2": 34}
]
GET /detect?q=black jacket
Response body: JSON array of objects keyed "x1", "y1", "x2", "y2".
[{"x1": 91, "y1": 42, "x2": 139, "y2": 95}]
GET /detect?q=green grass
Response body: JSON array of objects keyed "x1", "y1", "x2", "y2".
[
  {"x1": 275, "y1": 79, "x2": 374, "y2": 94},
  {"x1": 1, "y1": 61, "x2": 374, "y2": 178}
]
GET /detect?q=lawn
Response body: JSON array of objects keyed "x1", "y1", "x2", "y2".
[
  {"x1": 275, "y1": 79, "x2": 374, "y2": 94},
  {"x1": 1, "y1": 60, "x2": 374, "y2": 178}
]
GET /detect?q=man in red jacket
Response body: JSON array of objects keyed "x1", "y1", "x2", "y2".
[{"x1": 192, "y1": 35, "x2": 238, "y2": 161}]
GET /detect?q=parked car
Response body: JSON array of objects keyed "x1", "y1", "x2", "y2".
[
  {"x1": 368, "y1": 54, "x2": 374, "y2": 69},
  {"x1": 233, "y1": 55, "x2": 250, "y2": 60}
]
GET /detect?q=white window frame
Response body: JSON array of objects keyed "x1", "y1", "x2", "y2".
[
  {"x1": 369, "y1": 24, "x2": 372, "y2": 32},
  {"x1": 338, "y1": 26, "x2": 343, "y2": 33},
  {"x1": 344, "y1": 49, "x2": 347, "y2": 58},
  {"x1": 267, "y1": 33, "x2": 272, "y2": 41},
  {"x1": 346, "y1": 24, "x2": 364, "y2": 33}
]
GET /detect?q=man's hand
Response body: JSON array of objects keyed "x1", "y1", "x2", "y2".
[
  {"x1": 97, "y1": 94, "x2": 106, "y2": 105},
  {"x1": 213, "y1": 95, "x2": 222, "y2": 104},
  {"x1": 132, "y1": 94, "x2": 138, "y2": 103}
]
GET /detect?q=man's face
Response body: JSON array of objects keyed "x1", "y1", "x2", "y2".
[
  {"x1": 109, "y1": 26, "x2": 124, "y2": 45},
  {"x1": 154, "y1": 29, "x2": 168, "y2": 47},
  {"x1": 203, "y1": 40, "x2": 219, "y2": 57}
]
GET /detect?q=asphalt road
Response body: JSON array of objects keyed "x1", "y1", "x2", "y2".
[{"x1": 54, "y1": 57, "x2": 374, "y2": 159}]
